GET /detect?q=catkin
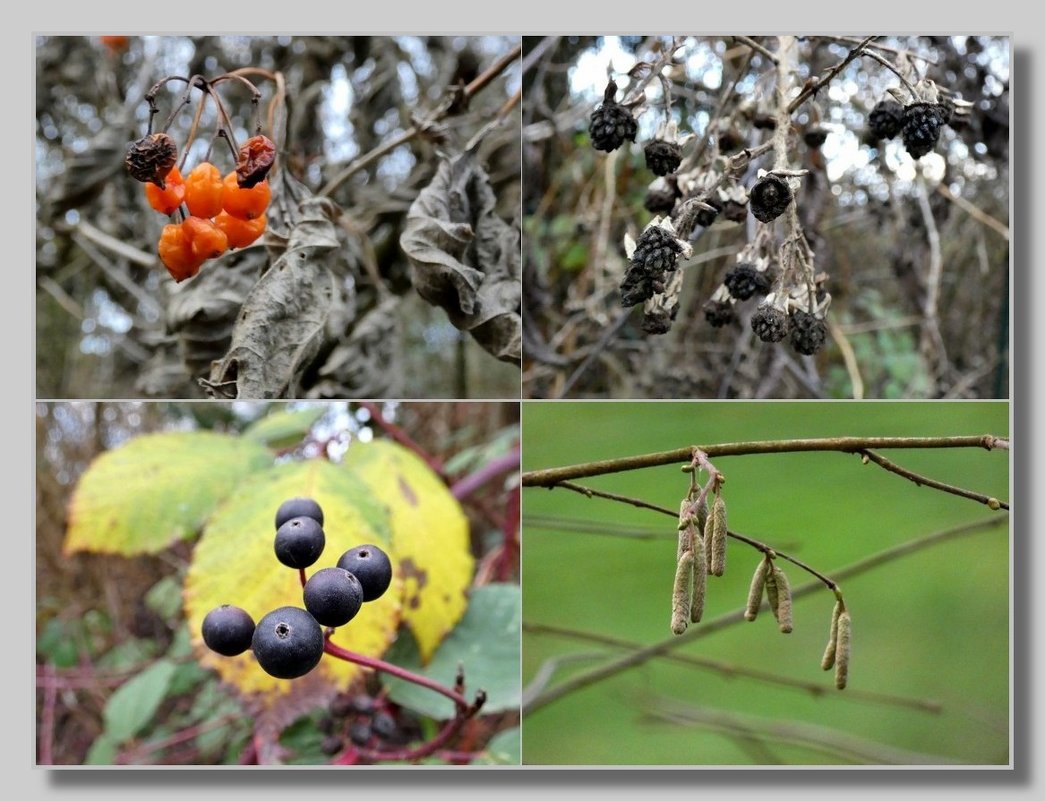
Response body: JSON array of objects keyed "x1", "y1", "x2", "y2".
[
  {"x1": 821, "y1": 600, "x2": 843, "y2": 670},
  {"x1": 691, "y1": 533, "x2": 707, "y2": 623},
  {"x1": 671, "y1": 550, "x2": 694, "y2": 635},
  {"x1": 744, "y1": 557, "x2": 769, "y2": 621},
  {"x1": 709, "y1": 495, "x2": 728, "y2": 577},
  {"x1": 772, "y1": 565, "x2": 793, "y2": 634},
  {"x1": 765, "y1": 560, "x2": 779, "y2": 619},
  {"x1": 677, "y1": 499, "x2": 691, "y2": 562},
  {"x1": 834, "y1": 610, "x2": 852, "y2": 689}
]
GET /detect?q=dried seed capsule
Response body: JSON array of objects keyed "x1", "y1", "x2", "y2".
[
  {"x1": 620, "y1": 225, "x2": 685, "y2": 308},
  {"x1": 704, "y1": 298, "x2": 736, "y2": 328},
  {"x1": 671, "y1": 550, "x2": 694, "y2": 635},
  {"x1": 821, "y1": 600, "x2": 843, "y2": 671},
  {"x1": 644, "y1": 139, "x2": 682, "y2": 176},
  {"x1": 744, "y1": 557, "x2": 770, "y2": 621},
  {"x1": 708, "y1": 495, "x2": 728, "y2": 577},
  {"x1": 902, "y1": 102, "x2": 947, "y2": 159},
  {"x1": 834, "y1": 610, "x2": 852, "y2": 689},
  {"x1": 749, "y1": 173, "x2": 793, "y2": 223},
  {"x1": 751, "y1": 303, "x2": 789, "y2": 343},
  {"x1": 772, "y1": 565, "x2": 793, "y2": 634},
  {"x1": 788, "y1": 309, "x2": 828, "y2": 356},
  {"x1": 125, "y1": 132, "x2": 178, "y2": 188},
  {"x1": 691, "y1": 532, "x2": 707, "y2": 624},
  {"x1": 724, "y1": 264, "x2": 771, "y2": 301},
  {"x1": 589, "y1": 80, "x2": 638, "y2": 153},
  {"x1": 869, "y1": 99, "x2": 904, "y2": 140}
]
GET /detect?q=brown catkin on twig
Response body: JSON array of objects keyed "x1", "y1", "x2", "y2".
[
  {"x1": 677, "y1": 499, "x2": 691, "y2": 563},
  {"x1": 821, "y1": 600, "x2": 843, "y2": 670},
  {"x1": 691, "y1": 532, "x2": 707, "y2": 623},
  {"x1": 709, "y1": 495, "x2": 728, "y2": 577},
  {"x1": 671, "y1": 550, "x2": 694, "y2": 635},
  {"x1": 765, "y1": 559, "x2": 779, "y2": 619},
  {"x1": 772, "y1": 565, "x2": 793, "y2": 634},
  {"x1": 835, "y1": 610, "x2": 852, "y2": 689},
  {"x1": 744, "y1": 557, "x2": 770, "y2": 621}
]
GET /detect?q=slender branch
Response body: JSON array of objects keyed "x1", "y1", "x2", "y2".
[
  {"x1": 734, "y1": 36, "x2": 778, "y2": 65},
  {"x1": 525, "y1": 621, "x2": 942, "y2": 713},
  {"x1": 858, "y1": 449, "x2": 1009, "y2": 510},
  {"x1": 787, "y1": 37, "x2": 875, "y2": 114},
  {"x1": 522, "y1": 435, "x2": 1008, "y2": 487},
  {"x1": 522, "y1": 515, "x2": 1005, "y2": 716},
  {"x1": 935, "y1": 183, "x2": 1010, "y2": 240},
  {"x1": 828, "y1": 319, "x2": 865, "y2": 400}
]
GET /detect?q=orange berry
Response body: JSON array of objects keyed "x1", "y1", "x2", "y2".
[
  {"x1": 182, "y1": 216, "x2": 229, "y2": 261},
  {"x1": 157, "y1": 223, "x2": 204, "y2": 282},
  {"x1": 144, "y1": 165, "x2": 185, "y2": 215},
  {"x1": 184, "y1": 162, "x2": 224, "y2": 218},
  {"x1": 222, "y1": 171, "x2": 270, "y2": 220},
  {"x1": 101, "y1": 36, "x2": 130, "y2": 52},
  {"x1": 214, "y1": 211, "x2": 267, "y2": 249}
]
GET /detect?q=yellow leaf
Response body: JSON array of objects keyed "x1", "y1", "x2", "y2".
[
  {"x1": 65, "y1": 431, "x2": 272, "y2": 556},
  {"x1": 183, "y1": 459, "x2": 399, "y2": 706},
  {"x1": 342, "y1": 439, "x2": 473, "y2": 663}
]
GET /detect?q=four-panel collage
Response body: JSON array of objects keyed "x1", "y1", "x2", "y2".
[{"x1": 35, "y1": 34, "x2": 1011, "y2": 768}]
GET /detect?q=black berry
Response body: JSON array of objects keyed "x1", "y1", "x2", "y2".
[
  {"x1": 869, "y1": 99, "x2": 904, "y2": 140},
  {"x1": 620, "y1": 225, "x2": 684, "y2": 307},
  {"x1": 251, "y1": 606, "x2": 324, "y2": 679},
  {"x1": 902, "y1": 102, "x2": 946, "y2": 159},
  {"x1": 644, "y1": 139, "x2": 682, "y2": 176},
  {"x1": 724, "y1": 264, "x2": 771, "y2": 301},
  {"x1": 703, "y1": 299, "x2": 736, "y2": 328},
  {"x1": 337, "y1": 544, "x2": 394, "y2": 602},
  {"x1": 695, "y1": 196, "x2": 723, "y2": 227},
  {"x1": 349, "y1": 722, "x2": 372, "y2": 746},
  {"x1": 304, "y1": 567, "x2": 365, "y2": 627},
  {"x1": 751, "y1": 304, "x2": 789, "y2": 343},
  {"x1": 274, "y1": 516, "x2": 326, "y2": 569},
  {"x1": 202, "y1": 605, "x2": 255, "y2": 657},
  {"x1": 588, "y1": 81, "x2": 638, "y2": 152},
  {"x1": 644, "y1": 179, "x2": 678, "y2": 214},
  {"x1": 274, "y1": 497, "x2": 324, "y2": 530},
  {"x1": 372, "y1": 711, "x2": 398, "y2": 740},
  {"x1": 788, "y1": 309, "x2": 827, "y2": 355},
  {"x1": 749, "y1": 174, "x2": 793, "y2": 223}
]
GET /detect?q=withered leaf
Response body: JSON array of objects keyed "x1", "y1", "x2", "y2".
[
  {"x1": 200, "y1": 197, "x2": 340, "y2": 399},
  {"x1": 399, "y1": 148, "x2": 521, "y2": 365}
]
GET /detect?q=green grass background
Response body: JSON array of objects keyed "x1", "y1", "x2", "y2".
[{"x1": 520, "y1": 402, "x2": 1010, "y2": 766}]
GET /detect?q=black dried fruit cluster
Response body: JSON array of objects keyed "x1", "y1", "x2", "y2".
[
  {"x1": 869, "y1": 99, "x2": 904, "y2": 140},
  {"x1": 749, "y1": 301, "x2": 828, "y2": 355},
  {"x1": 750, "y1": 303, "x2": 789, "y2": 343},
  {"x1": 749, "y1": 174, "x2": 794, "y2": 223},
  {"x1": 703, "y1": 299, "x2": 735, "y2": 328},
  {"x1": 620, "y1": 225, "x2": 684, "y2": 307},
  {"x1": 724, "y1": 264, "x2": 771, "y2": 301},
  {"x1": 201, "y1": 496, "x2": 394, "y2": 680},
  {"x1": 644, "y1": 139, "x2": 682, "y2": 176},
  {"x1": 589, "y1": 80, "x2": 638, "y2": 152},
  {"x1": 902, "y1": 102, "x2": 948, "y2": 159},
  {"x1": 316, "y1": 691, "x2": 422, "y2": 756}
]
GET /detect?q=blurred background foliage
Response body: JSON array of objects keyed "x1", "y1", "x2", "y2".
[
  {"x1": 36, "y1": 401, "x2": 520, "y2": 765},
  {"x1": 521, "y1": 402, "x2": 1009, "y2": 765},
  {"x1": 522, "y1": 36, "x2": 1009, "y2": 399},
  {"x1": 36, "y1": 35, "x2": 520, "y2": 399}
]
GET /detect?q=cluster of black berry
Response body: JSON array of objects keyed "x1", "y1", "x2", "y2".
[
  {"x1": 316, "y1": 691, "x2": 421, "y2": 756},
  {"x1": 201, "y1": 497, "x2": 393, "y2": 680},
  {"x1": 867, "y1": 81, "x2": 964, "y2": 160},
  {"x1": 749, "y1": 292, "x2": 829, "y2": 356}
]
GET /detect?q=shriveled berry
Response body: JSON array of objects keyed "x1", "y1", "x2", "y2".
[
  {"x1": 157, "y1": 223, "x2": 204, "y2": 283},
  {"x1": 144, "y1": 165, "x2": 185, "y2": 215},
  {"x1": 902, "y1": 102, "x2": 947, "y2": 159},
  {"x1": 202, "y1": 604, "x2": 255, "y2": 656},
  {"x1": 695, "y1": 196, "x2": 723, "y2": 228},
  {"x1": 588, "y1": 81, "x2": 637, "y2": 152},
  {"x1": 724, "y1": 264, "x2": 771, "y2": 301},
  {"x1": 304, "y1": 568, "x2": 364, "y2": 627},
  {"x1": 749, "y1": 174, "x2": 793, "y2": 223},
  {"x1": 644, "y1": 139, "x2": 682, "y2": 176},
  {"x1": 751, "y1": 303, "x2": 789, "y2": 343},
  {"x1": 788, "y1": 309, "x2": 827, "y2": 355},
  {"x1": 236, "y1": 135, "x2": 276, "y2": 188},
  {"x1": 126, "y1": 132, "x2": 178, "y2": 187},
  {"x1": 214, "y1": 212, "x2": 266, "y2": 249},
  {"x1": 222, "y1": 172, "x2": 270, "y2": 220},
  {"x1": 619, "y1": 225, "x2": 684, "y2": 308},
  {"x1": 275, "y1": 497, "x2": 324, "y2": 530},
  {"x1": 703, "y1": 299, "x2": 735, "y2": 328},
  {"x1": 184, "y1": 162, "x2": 225, "y2": 218},
  {"x1": 182, "y1": 216, "x2": 228, "y2": 261},
  {"x1": 869, "y1": 99, "x2": 904, "y2": 140},
  {"x1": 275, "y1": 516, "x2": 326, "y2": 569},
  {"x1": 251, "y1": 606, "x2": 324, "y2": 679},
  {"x1": 337, "y1": 544, "x2": 393, "y2": 602}
]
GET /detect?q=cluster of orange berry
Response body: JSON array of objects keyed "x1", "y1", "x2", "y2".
[{"x1": 127, "y1": 132, "x2": 275, "y2": 282}]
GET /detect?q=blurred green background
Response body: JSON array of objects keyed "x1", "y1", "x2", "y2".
[{"x1": 520, "y1": 402, "x2": 1009, "y2": 765}]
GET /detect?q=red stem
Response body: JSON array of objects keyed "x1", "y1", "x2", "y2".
[
  {"x1": 358, "y1": 402, "x2": 448, "y2": 481},
  {"x1": 39, "y1": 663, "x2": 56, "y2": 765},
  {"x1": 450, "y1": 447, "x2": 520, "y2": 500},
  {"x1": 352, "y1": 714, "x2": 472, "y2": 763},
  {"x1": 494, "y1": 484, "x2": 520, "y2": 582}
]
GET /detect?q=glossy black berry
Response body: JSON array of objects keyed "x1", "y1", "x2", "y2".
[
  {"x1": 749, "y1": 174, "x2": 793, "y2": 223},
  {"x1": 337, "y1": 544, "x2": 394, "y2": 602},
  {"x1": 274, "y1": 497, "x2": 324, "y2": 530},
  {"x1": 644, "y1": 139, "x2": 682, "y2": 176},
  {"x1": 202, "y1": 604, "x2": 255, "y2": 657},
  {"x1": 703, "y1": 299, "x2": 736, "y2": 328},
  {"x1": 274, "y1": 516, "x2": 326, "y2": 569},
  {"x1": 588, "y1": 81, "x2": 637, "y2": 152},
  {"x1": 251, "y1": 606, "x2": 324, "y2": 679},
  {"x1": 869, "y1": 99, "x2": 904, "y2": 140},
  {"x1": 902, "y1": 102, "x2": 946, "y2": 159},
  {"x1": 304, "y1": 567, "x2": 365, "y2": 627},
  {"x1": 751, "y1": 304, "x2": 789, "y2": 343},
  {"x1": 724, "y1": 265, "x2": 771, "y2": 301},
  {"x1": 788, "y1": 309, "x2": 827, "y2": 355}
]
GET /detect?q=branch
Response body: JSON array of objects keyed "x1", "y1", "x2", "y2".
[
  {"x1": 787, "y1": 37, "x2": 875, "y2": 114},
  {"x1": 858, "y1": 449, "x2": 1009, "y2": 510},
  {"x1": 451, "y1": 448, "x2": 520, "y2": 500},
  {"x1": 521, "y1": 435, "x2": 1008, "y2": 487},
  {"x1": 522, "y1": 515, "x2": 1006, "y2": 715}
]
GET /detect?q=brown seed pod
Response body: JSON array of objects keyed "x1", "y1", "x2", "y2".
[
  {"x1": 125, "y1": 133, "x2": 178, "y2": 188},
  {"x1": 835, "y1": 610, "x2": 852, "y2": 689},
  {"x1": 709, "y1": 495, "x2": 727, "y2": 577},
  {"x1": 691, "y1": 532, "x2": 707, "y2": 624},
  {"x1": 744, "y1": 557, "x2": 770, "y2": 621},
  {"x1": 236, "y1": 134, "x2": 276, "y2": 188},
  {"x1": 821, "y1": 600, "x2": 843, "y2": 671},
  {"x1": 772, "y1": 565, "x2": 793, "y2": 634},
  {"x1": 671, "y1": 550, "x2": 694, "y2": 635}
]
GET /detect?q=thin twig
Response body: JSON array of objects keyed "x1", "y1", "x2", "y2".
[
  {"x1": 916, "y1": 174, "x2": 949, "y2": 386},
  {"x1": 828, "y1": 319, "x2": 865, "y2": 400},
  {"x1": 734, "y1": 36, "x2": 778, "y2": 65},
  {"x1": 788, "y1": 37, "x2": 875, "y2": 114},
  {"x1": 858, "y1": 449, "x2": 1009, "y2": 510},
  {"x1": 935, "y1": 183, "x2": 1010, "y2": 240},
  {"x1": 555, "y1": 308, "x2": 631, "y2": 399}
]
